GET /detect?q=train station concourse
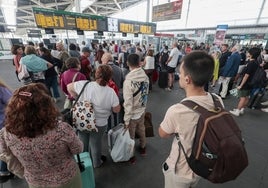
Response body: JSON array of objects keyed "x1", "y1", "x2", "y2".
[{"x1": 0, "y1": 0, "x2": 268, "y2": 188}]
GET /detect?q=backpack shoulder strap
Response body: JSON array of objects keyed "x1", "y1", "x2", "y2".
[
  {"x1": 72, "y1": 81, "x2": 90, "y2": 107},
  {"x1": 210, "y1": 93, "x2": 223, "y2": 109},
  {"x1": 133, "y1": 81, "x2": 144, "y2": 97},
  {"x1": 180, "y1": 93, "x2": 223, "y2": 118}
]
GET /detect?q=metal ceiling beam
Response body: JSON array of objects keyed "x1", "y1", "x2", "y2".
[
  {"x1": 17, "y1": 8, "x2": 33, "y2": 16},
  {"x1": 64, "y1": 2, "x2": 75, "y2": 11},
  {"x1": 93, "y1": 5, "x2": 119, "y2": 11},
  {"x1": 17, "y1": 16, "x2": 35, "y2": 20},
  {"x1": 95, "y1": 0, "x2": 140, "y2": 5},
  {"x1": 114, "y1": 0, "x2": 122, "y2": 10},
  {"x1": 88, "y1": 6, "x2": 97, "y2": 14},
  {"x1": 30, "y1": 0, "x2": 46, "y2": 8},
  {"x1": 96, "y1": 10, "x2": 117, "y2": 15},
  {"x1": 256, "y1": 0, "x2": 266, "y2": 24},
  {"x1": 17, "y1": 17, "x2": 31, "y2": 22},
  {"x1": 20, "y1": 2, "x2": 71, "y2": 10}
]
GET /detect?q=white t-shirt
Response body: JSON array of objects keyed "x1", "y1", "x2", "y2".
[
  {"x1": 168, "y1": 47, "x2": 180, "y2": 68},
  {"x1": 160, "y1": 94, "x2": 223, "y2": 180},
  {"x1": 74, "y1": 81, "x2": 119, "y2": 127},
  {"x1": 144, "y1": 56, "x2": 155, "y2": 70}
]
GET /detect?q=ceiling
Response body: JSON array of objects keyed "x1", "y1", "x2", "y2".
[
  {"x1": 1, "y1": 0, "x2": 142, "y2": 34},
  {"x1": 15, "y1": 0, "x2": 142, "y2": 28}
]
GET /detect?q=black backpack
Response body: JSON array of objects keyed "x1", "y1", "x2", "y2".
[
  {"x1": 123, "y1": 52, "x2": 129, "y2": 69},
  {"x1": 160, "y1": 51, "x2": 169, "y2": 64},
  {"x1": 177, "y1": 94, "x2": 248, "y2": 183},
  {"x1": 248, "y1": 66, "x2": 267, "y2": 88}
]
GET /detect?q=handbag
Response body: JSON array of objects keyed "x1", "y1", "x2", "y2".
[
  {"x1": 62, "y1": 81, "x2": 89, "y2": 126},
  {"x1": 135, "y1": 112, "x2": 154, "y2": 138},
  {"x1": 72, "y1": 100, "x2": 97, "y2": 132},
  {"x1": 18, "y1": 64, "x2": 30, "y2": 80},
  {"x1": 63, "y1": 81, "x2": 98, "y2": 132},
  {"x1": 110, "y1": 129, "x2": 135, "y2": 162}
]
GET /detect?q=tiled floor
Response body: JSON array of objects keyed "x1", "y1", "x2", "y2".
[{"x1": 0, "y1": 60, "x2": 268, "y2": 188}]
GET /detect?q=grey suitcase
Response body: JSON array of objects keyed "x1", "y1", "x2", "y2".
[{"x1": 107, "y1": 123, "x2": 124, "y2": 152}]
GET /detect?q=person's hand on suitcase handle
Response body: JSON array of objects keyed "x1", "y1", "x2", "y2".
[{"x1": 124, "y1": 124, "x2": 129, "y2": 129}]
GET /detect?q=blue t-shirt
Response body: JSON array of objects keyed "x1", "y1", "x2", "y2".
[{"x1": 0, "y1": 86, "x2": 12, "y2": 129}]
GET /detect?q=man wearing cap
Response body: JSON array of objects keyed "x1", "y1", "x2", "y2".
[{"x1": 80, "y1": 47, "x2": 92, "y2": 80}]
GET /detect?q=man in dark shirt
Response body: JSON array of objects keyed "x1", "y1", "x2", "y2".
[
  {"x1": 230, "y1": 47, "x2": 260, "y2": 116},
  {"x1": 219, "y1": 44, "x2": 232, "y2": 76},
  {"x1": 219, "y1": 45, "x2": 241, "y2": 99}
]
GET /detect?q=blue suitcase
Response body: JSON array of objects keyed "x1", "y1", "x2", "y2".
[{"x1": 75, "y1": 152, "x2": 95, "y2": 188}]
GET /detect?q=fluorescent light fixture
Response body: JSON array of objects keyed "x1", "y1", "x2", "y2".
[{"x1": 1, "y1": 0, "x2": 17, "y2": 26}]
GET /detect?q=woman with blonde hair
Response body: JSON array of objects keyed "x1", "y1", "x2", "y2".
[
  {"x1": 19, "y1": 45, "x2": 53, "y2": 84},
  {"x1": 0, "y1": 83, "x2": 83, "y2": 188}
]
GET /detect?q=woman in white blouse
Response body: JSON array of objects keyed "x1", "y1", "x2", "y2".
[{"x1": 143, "y1": 49, "x2": 155, "y2": 91}]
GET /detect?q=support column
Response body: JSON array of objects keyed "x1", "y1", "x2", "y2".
[{"x1": 74, "y1": 0, "x2": 85, "y2": 44}]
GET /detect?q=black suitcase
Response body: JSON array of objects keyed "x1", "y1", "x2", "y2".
[
  {"x1": 248, "y1": 88, "x2": 265, "y2": 109},
  {"x1": 158, "y1": 70, "x2": 168, "y2": 88}
]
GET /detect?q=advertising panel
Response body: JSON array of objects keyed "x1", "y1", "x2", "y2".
[{"x1": 152, "y1": 0, "x2": 183, "y2": 22}]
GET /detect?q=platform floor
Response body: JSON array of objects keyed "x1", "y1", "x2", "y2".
[{"x1": 0, "y1": 60, "x2": 268, "y2": 188}]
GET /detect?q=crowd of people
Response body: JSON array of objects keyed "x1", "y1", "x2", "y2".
[{"x1": 0, "y1": 38, "x2": 267, "y2": 188}]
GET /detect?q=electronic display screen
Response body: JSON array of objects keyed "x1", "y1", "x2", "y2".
[{"x1": 32, "y1": 8, "x2": 156, "y2": 34}]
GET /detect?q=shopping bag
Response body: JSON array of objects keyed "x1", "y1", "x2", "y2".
[
  {"x1": 18, "y1": 64, "x2": 30, "y2": 80},
  {"x1": 110, "y1": 129, "x2": 135, "y2": 162}
]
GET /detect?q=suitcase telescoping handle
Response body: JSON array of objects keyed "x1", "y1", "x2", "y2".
[{"x1": 77, "y1": 154, "x2": 85, "y2": 172}]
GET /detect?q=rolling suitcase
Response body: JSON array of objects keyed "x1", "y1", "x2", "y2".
[
  {"x1": 75, "y1": 152, "x2": 95, "y2": 188},
  {"x1": 108, "y1": 123, "x2": 124, "y2": 152},
  {"x1": 158, "y1": 70, "x2": 168, "y2": 88}
]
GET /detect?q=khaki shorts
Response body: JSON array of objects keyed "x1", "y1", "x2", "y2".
[
  {"x1": 238, "y1": 89, "x2": 250, "y2": 97},
  {"x1": 162, "y1": 162, "x2": 200, "y2": 188}
]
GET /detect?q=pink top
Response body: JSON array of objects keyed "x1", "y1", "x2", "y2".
[
  {"x1": 60, "y1": 68, "x2": 86, "y2": 99},
  {"x1": 2, "y1": 122, "x2": 83, "y2": 187}
]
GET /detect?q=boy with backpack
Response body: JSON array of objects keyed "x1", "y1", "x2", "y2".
[{"x1": 159, "y1": 51, "x2": 248, "y2": 188}]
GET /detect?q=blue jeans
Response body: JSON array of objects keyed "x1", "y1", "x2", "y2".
[
  {"x1": 0, "y1": 160, "x2": 9, "y2": 175},
  {"x1": 78, "y1": 125, "x2": 107, "y2": 168},
  {"x1": 45, "y1": 75, "x2": 60, "y2": 98}
]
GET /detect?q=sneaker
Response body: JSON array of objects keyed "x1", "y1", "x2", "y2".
[
  {"x1": 229, "y1": 109, "x2": 240, "y2": 116},
  {"x1": 139, "y1": 147, "x2": 146, "y2": 156},
  {"x1": 261, "y1": 108, "x2": 268, "y2": 112},
  {"x1": 165, "y1": 87, "x2": 171, "y2": 92},
  {"x1": 129, "y1": 156, "x2": 136, "y2": 164},
  {"x1": 240, "y1": 108, "x2": 245, "y2": 115},
  {"x1": 261, "y1": 101, "x2": 268, "y2": 106}
]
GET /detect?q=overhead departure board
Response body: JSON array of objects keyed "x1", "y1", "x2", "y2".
[
  {"x1": 118, "y1": 19, "x2": 156, "y2": 35},
  {"x1": 32, "y1": 7, "x2": 106, "y2": 31},
  {"x1": 32, "y1": 8, "x2": 156, "y2": 34}
]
